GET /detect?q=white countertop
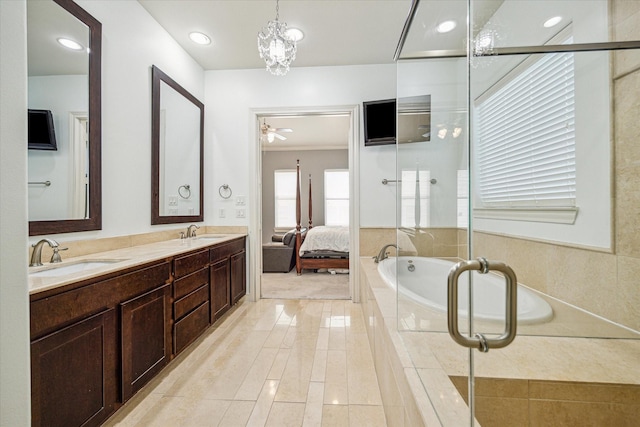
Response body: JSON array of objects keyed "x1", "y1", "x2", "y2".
[{"x1": 28, "y1": 234, "x2": 246, "y2": 295}]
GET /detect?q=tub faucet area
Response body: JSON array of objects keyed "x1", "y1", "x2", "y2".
[{"x1": 374, "y1": 243, "x2": 398, "y2": 263}]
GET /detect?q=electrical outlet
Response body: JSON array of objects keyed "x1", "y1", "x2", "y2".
[
  {"x1": 236, "y1": 209, "x2": 245, "y2": 218},
  {"x1": 219, "y1": 208, "x2": 225, "y2": 218},
  {"x1": 235, "y1": 196, "x2": 245, "y2": 206}
]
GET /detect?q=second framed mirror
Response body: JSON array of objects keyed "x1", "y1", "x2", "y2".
[{"x1": 151, "y1": 65, "x2": 204, "y2": 224}]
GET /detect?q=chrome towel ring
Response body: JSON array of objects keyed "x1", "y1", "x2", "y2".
[
  {"x1": 219, "y1": 184, "x2": 232, "y2": 199},
  {"x1": 178, "y1": 184, "x2": 191, "y2": 199}
]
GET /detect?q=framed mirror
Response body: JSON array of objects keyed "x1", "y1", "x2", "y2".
[
  {"x1": 151, "y1": 65, "x2": 204, "y2": 224},
  {"x1": 27, "y1": 0, "x2": 102, "y2": 236}
]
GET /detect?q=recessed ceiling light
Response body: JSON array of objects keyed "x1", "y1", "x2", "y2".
[
  {"x1": 436, "y1": 20, "x2": 457, "y2": 34},
  {"x1": 285, "y1": 28, "x2": 304, "y2": 42},
  {"x1": 189, "y1": 32, "x2": 211, "y2": 45},
  {"x1": 543, "y1": 16, "x2": 562, "y2": 28},
  {"x1": 57, "y1": 38, "x2": 83, "y2": 51}
]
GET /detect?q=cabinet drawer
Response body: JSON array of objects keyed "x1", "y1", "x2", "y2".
[
  {"x1": 173, "y1": 267, "x2": 208, "y2": 300},
  {"x1": 174, "y1": 249, "x2": 209, "y2": 278},
  {"x1": 174, "y1": 284, "x2": 209, "y2": 320},
  {"x1": 209, "y1": 238, "x2": 245, "y2": 262},
  {"x1": 174, "y1": 301, "x2": 210, "y2": 354}
]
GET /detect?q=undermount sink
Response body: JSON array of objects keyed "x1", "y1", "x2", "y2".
[{"x1": 29, "y1": 260, "x2": 124, "y2": 278}]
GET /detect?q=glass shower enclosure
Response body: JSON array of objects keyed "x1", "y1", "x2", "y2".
[{"x1": 395, "y1": 0, "x2": 640, "y2": 425}]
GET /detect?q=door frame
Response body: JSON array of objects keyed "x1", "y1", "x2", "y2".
[{"x1": 248, "y1": 105, "x2": 361, "y2": 302}]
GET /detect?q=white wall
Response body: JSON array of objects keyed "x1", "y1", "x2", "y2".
[
  {"x1": 0, "y1": 0, "x2": 31, "y2": 424},
  {"x1": 204, "y1": 64, "x2": 397, "y2": 228}
]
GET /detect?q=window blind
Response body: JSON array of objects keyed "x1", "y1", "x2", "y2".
[
  {"x1": 274, "y1": 170, "x2": 297, "y2": 228},
  {"x1": 324, "y1": 169, "x2": 349, "y2": 226},
  {"x1": 476, "y1": 48, "x2": 576, "y2": 208}
]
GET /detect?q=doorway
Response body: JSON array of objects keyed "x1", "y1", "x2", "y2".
[{"x1": 248, "y1": 106, "x2": 361, "y2": 303}]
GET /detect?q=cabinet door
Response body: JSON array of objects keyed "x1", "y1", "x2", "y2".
[
  {"x1": 120, "y1": 284, "x2": 171, "y2": 401},
  {"x1": 210, "y1": 258, "x2": 230, "y2": 321},
  {"x1": 31, "y1": 308, "x2": 117, "y2": 427},
  {"x1": 230, "y1": 250, "x2": 246, "y2": 305}
]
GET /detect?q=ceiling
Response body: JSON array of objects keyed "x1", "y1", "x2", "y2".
[
  {"x1": 137, "y1": 0, "x2": 416, "y2": 151},
  {"x1": 137, "y1": 0, "x2": 413, "y2": 71}
]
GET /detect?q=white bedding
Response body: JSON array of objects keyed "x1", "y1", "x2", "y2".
[{"x1": 299, "y1": 226, "x2": 349, "y2": 256}]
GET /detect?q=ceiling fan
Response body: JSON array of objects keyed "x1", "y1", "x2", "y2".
[{"x1": 261, "y1": 120, "x2": 293, "y2": 143}]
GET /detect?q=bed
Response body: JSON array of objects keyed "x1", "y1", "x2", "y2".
[{"x1": 294, "y1": 160, "x2": 350, "y2": 275}]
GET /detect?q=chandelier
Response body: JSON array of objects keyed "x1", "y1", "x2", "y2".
[{"x1": 257, "y1": 0, "x2": 297, "y2": 76}]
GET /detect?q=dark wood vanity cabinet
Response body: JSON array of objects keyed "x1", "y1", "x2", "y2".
[
  {"x1": 230, "y1": 249, "x2": 246, "y2": 304},
  {"x1": 30, "y1": 261, "x2": 171, "y2": 427},
  {"x1": 30, "y1": 237, "x2": 246, "y2": 426},
  {"x1": 120, "y1": 283, "x2": 172, "y2": 401},
  {"x1": 31, "y1": 308, "x2": 117, "y2": 427},
  {"x1": 172, "y1": 249, "x2": 210, "y2": 355},
  {"x1": 209, "y1": 237, "x2": 246, "y2": 321}
]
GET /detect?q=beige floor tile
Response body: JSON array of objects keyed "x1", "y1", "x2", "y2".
[
  {"x1": 265, "y1": 401, "x2": 306, "y2": 426},
  {"x1": 311, "y1": 349, "x2": 329, "y2": 382},
  {"x1": 324, "y1": 381, "x2": 349, "y2": 405},
  {"x1": 322, "y1": 404, "x2": 350, "y2": 427},
  {"x1": 267, "y1": 348, "x2": 291, "y2": 380},
  {"x1": 348, "y1": 405, "x2": 387, "y2": 427},
  {"x1": 246, "y1": 379, "x2": 280, "y2": 427},
  {"x1": 218, "y1": 400, "x2": 256, "y2": 427},
  {"x1": 235, "y1": 347, "x2": 280, "y2": 400},
  {"x1": 275, "y1": 346, "x2": 315, "y2": 402},
  {"x1": 303, "y1": 381, "x2": 325, "y2": 426},
  {"x1": 181, "y1": 399, "x2": 234, "y2": 427}
]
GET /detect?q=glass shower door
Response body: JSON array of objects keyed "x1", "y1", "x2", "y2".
[{"x1": 396, "y1": 0, "x2": 640, "y2": 425}]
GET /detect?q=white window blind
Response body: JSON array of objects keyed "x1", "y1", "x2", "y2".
[
  {"x1": 274, "y1": 170, "x2": 297, "y2": 228},
  {"x1": 324, "y1": 169, "x2": 349, "y2": 226},
  {"x1": 476, "y1": 46, "x2": 576, "y2": 208}
]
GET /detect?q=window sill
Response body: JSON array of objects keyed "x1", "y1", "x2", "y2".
[{"x1": 473, "y1": 207, "x2": 579, "y2": 224}]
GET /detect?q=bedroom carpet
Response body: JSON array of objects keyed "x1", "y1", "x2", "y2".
[{"x1": 261, "y1": 269, "x2": 350, "y2": 300}]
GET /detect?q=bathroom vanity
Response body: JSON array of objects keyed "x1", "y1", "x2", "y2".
[{"x1": 28, "y1": 235, "x2": 246, "y2": 427}]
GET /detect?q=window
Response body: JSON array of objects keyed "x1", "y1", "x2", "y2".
[
  {"x1": 475, "y1": 39, "x2": 576, "y2": 211},
  {"x1": 274, "y1": 170, "x2": 297, "y2": 228},
  {"x1": 400, "y1": 169, "x2": 430, "y2": 228},
  {"x1": 324, "y1": 169, "x2": 349, "y2": 226}
]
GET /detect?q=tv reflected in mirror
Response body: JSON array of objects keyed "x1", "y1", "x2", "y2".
[{"x1": 28, "y1": 109, "x2": 58, "y2": 150}]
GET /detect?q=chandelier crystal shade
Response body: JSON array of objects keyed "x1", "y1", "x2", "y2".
[{"x1": 257, "y1": 0, "x2": 297, "y2": 76}]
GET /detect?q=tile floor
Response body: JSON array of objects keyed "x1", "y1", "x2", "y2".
[{"x1": 105, "y1": 298, "x2": 387, "y2": 426}]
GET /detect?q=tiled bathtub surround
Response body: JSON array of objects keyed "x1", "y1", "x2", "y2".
[
  {"x1": 362, "y1": 225, "x2": 640, "y2": 333},
  {"x1": 360, "y1": 256, "x2": 640, "y2": 426}
]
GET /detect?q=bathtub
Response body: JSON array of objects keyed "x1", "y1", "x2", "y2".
[{"x1": 378, "y1": 257, "x2": 553, "y2": 325}]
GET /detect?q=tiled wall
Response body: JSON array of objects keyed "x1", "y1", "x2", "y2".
[{"x1": 451, "y1": 376, "x2": 640, "y2": 427}]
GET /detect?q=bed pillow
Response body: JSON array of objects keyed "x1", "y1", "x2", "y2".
[{"x1": 283, "y1": 227, "x2": 307, "y2": 247}]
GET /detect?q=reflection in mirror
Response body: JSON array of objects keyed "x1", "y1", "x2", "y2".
[
  {"x1": 398, "y1": 95, "x2": 431, "y2": 144},
  {"x1": 151, "y1": 66, "x2": 204, "y2": 224},
  {"x1": 28, "y1": 0, "x2": 101, "y2": 235}
]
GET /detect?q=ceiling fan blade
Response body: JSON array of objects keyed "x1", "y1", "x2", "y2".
[
  {"x1": 273, "y1": 133, "x2": 287, "y2": 141},
  {"x1": 274, "y1": 128, "x2": 293, "y2": 133}
]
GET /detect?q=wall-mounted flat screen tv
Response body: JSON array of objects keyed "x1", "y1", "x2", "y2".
[
  {"x1": 363, "y1": 99, "x2": 396, "y2": 146},
  {"x1": 28, "y1": 109, "x2": 58, "y2": 150}
]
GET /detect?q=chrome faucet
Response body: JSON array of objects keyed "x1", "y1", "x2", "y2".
[
  {"x1": 30, "y1": 238, "x2": 60, "y2": 267},
  {"x1": 374, "y1": 243, "x2": 398, "y2": 263},
  {"x1": 186, "y1": 224, "x2": 200, "y2": 238}
]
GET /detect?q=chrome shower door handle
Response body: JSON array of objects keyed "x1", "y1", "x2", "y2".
[{"x1": 447, "y1": 258, "x2": 518, "y2": 352}]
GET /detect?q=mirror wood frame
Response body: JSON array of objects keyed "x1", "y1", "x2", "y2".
[
  {"x1": 151, "y1": 65, "x2": 204, "y2": 225},
  {"x1": 29, "y1": 0, "x2": 102, "y2": 236}
]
